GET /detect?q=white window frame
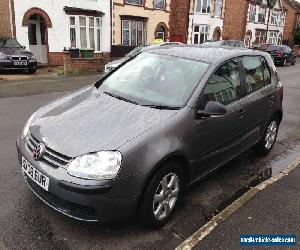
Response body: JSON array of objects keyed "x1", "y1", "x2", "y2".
[
  {"x1": 214, "y1": 0, "x2": 223, "y2": 17},
  {"x1": 121, "y1": 19, "x2": 147, "y2": 46},
  {"x1": 257, "y1": 7, "x2": 266, "y2": 24},
  {"x1": 195, "y1": 0, "x2": 211, "y2": 14},
  {"x1": 153, "y1": 0, "x2": 166, "y2": 10},
  {"x1": 248, "y1": 5, "x2": 256, "y2": 22},
  {"x1": 193, "y1": 25, "x2": 210, "y2": 45},
  {"x1": 268, "y1": 31, "x2": 281, "y2": 45},
  {"x1": 68, "y1": 15, "x2": 103, "y2": 52}
]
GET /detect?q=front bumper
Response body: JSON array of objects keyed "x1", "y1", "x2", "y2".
[
  {"x1": 0, "y1": 60, "x2": 37, "y2": 71},
  {"x1": 16, "y1": 137, "x2": 141, "y2": 222}
]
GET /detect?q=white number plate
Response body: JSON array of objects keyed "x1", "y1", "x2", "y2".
[
  {"x1": 22, "y1": 156, "x2": 49, "y2": 191},
  {"x1": 14, "y1": 61, "x2": 28, "y2": 66}
]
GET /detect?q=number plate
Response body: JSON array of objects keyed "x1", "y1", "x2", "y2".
[
  {"x1": 14, "y1": 61, "x2": 28, "y2": 66},
  {"x1": 22, "y1": 156, "x2": 49, "y2": 191}
]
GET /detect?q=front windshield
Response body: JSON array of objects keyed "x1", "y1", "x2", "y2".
[
  {"x1": 126, "y1": 46, "x2": 144, "y2": 58},
  {"x1": 99, "y1": 52, "x2": 209, "y2": 108},
  {"x1": 0, "y1": 38, "x2": 22, "y2": 48}
]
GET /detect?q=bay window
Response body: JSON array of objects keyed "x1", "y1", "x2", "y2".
[
  {"x1": 193, "y1": 25, "x2": 210, "y2": 44},
  {"x1": 195, "y1": 0, "x2": 211, "y2": 14},
  {"x1": 69, "y1": 16, "x2": 102, "y2": 51},
  {"x1": 122, "y1": 20, "x2": 147, "y2": 46}
]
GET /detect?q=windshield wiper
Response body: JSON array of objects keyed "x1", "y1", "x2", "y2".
[
  {"x1": 103, "y1": 91, "x2": 138, "y2": 105},
  {"x1": 141, "y1": 104, "x2": 181, "y2": 110}
]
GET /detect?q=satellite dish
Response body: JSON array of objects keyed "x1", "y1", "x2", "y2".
[{"x1": 267, "y1": 0, "x2": 277, "y2": 8}]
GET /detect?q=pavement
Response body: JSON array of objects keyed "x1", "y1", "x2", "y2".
[
  {"x1": 178, "y1": 158, "x2": 300, "y2": 250},
  {"x1": 0, "y1": 63, "x2": 299, "y2": 249}
]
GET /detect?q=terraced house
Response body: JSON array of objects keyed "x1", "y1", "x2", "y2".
[
  {"x1": 0, "y1": 0, "x2": 111, "y2": 65},
  {"x1": 188, "y1": 0, "x2": 226, "y2": 44},
  {"x1": 112, "y1": 0, "x2": 171, "y2": 54},
  {"x1": 222, "y1": 0, "x2": 287, "y2": 47}
]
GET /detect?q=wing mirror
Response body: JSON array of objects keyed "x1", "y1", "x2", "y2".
[{"x1": 196, "y1": 101, "x2": 227, "y2": 119}]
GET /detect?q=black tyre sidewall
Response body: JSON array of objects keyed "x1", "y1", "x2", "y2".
[
  {"x1": 255, "y1": 116, "x2": 279, "y2": 155},
  {"x1": 139, "y1": 162, "x2": 183, "y2": 228}
]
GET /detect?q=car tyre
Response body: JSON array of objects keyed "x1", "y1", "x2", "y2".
[
  {"x1": 139, "y1": 162, "x2": 182, "y2": 228},
  {"x1": 291, "y1": 60, "x2": 296, "y2": 65},
  {"x1": 282, "y1": 58, "x2": 287, "y2": 67},
  {"x1": 254, "y1": 116, "x2": 279, "y2": 156}
]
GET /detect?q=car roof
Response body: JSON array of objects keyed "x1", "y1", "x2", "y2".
[{"x1": 148, "y1": 45, "x2": 267, "y2": 64}]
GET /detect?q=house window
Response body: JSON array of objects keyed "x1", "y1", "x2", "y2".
[
  {"x1": 193, "y1": 25, "x2": 210, "y2": 44},
  {"x1": 268, "y1": 31, "x2": 281, "y2": 45},
  {"x1": 122, "y1": 20, "x2": 147, "y2": 46},
  {"x1": 270, "y1": 10, "x2": 284, "y2": 26},
  {"x1": 258, "y1": 7, "x2": 266, "y2": 23},
  {"x1": 154, "y1": 0, "x2": 165, "y2": 9},
  {"x1": 69, "y1": 16, "x2": 102, "y2": 51},
  {"x1": 195, "y1": 0, "x2": 211, "y2": 14},
  {"x1": 214, "y1": 0, "x2": 223, "y2": 17},
  {"x1": 125, "y1": 0, "x2": 143, "y2": 6},
  {"x1": 255, "y1": 29, "x2": 267, "y2": 44},
  {"x1": 248, "y1": 5, "x2": 256, "y2": 22}
]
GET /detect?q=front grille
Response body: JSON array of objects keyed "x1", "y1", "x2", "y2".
[
  {"x1": 11, "y1": 56, "x2": 28, "y2": 61},
  {"x1": 25, "y1": 132, "x2": 72, "y2": 168},
  {"x1": 25, "y1": 176, "x2": 98, "y2": 221}
]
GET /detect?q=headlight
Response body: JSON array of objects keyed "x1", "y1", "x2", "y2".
[
  {"x1": 0, "y1": 55, "x2": 8, "y2": 60},
  {"x1": 67, "y1": 151, "x2": 122, "y2": 180},
  {"x1": 21, "y1": 113, "x2": 35, "y2": 139}
]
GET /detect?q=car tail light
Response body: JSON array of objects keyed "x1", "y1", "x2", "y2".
[{"x1": 277, "y1": 51, "x2": 284, "y2": 57}]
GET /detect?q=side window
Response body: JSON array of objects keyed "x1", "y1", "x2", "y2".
[
  {"x1": 201, "y1": 59, "x2": 242, "y2": 106},
  {"x1": 242, "y1": 56, "x2": 265, "y2": 94},
  {"x1": 261, "y1": 58, "x2": 271, "y2": 85}
]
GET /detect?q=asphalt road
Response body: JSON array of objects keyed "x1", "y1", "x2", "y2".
[{"x1": 0, "y1": 63, "x2": 300, "y2": 250}]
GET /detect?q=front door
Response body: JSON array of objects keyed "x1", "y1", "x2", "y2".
[
  {"x1": 28, "y1": 15, "x2": 48, "y2": 64},
  {"x1": 191, "y1": 58, "x2": 248, "y2": 177}
]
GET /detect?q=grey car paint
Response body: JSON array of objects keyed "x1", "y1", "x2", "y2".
[{"x1": 16, "y1": 46, "x2": 283, "y2": 222}]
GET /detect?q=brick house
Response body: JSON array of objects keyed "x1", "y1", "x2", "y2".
[
  {"x1": 188, "y1": 0, "x2": 227, "y2": 45},
  {"x1": 2, "y1": 0, "x2": 111, "y2": 66},
  {"x1": 223, "y1": 0, "x2": 287, "y2": 48},
  {"x1": 169, "y1": 0, "x2": 191, "y2": 43},
  {"x1": 111, "y1": 0, "x2": 171, "y2": 56},
  {"x1": 282, "y1": 0, "x2": 300, "y2": 45},
  {"x1": 0, "y1": 0, "x2": 15, "y2": 38}
]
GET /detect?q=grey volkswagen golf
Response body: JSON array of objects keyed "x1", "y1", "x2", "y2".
[{"x1": 16, "y1": 46, "x2": 283, "y2": 227}]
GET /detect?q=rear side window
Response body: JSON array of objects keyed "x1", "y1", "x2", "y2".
[
  {"x1": 201, "y1": 58, "x2": 242, "y2": 106},
  {"x1": 242, "y1": 56, "x2": 265, "y2": 94},
  {"x1": 261, "y1": 58, "x2": 271, "y2": 85}
]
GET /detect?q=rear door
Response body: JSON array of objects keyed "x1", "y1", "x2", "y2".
[{"x1": 241, "y1": 56, "x2": 274, "y2": 143}]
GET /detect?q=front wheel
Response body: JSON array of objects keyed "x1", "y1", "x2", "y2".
[
  {"x1": 254, "y1": 117, "x2": 279, "y2": 156},
  {"x1": 139, "y1": 162, "x2": 182, "y2": 228}
]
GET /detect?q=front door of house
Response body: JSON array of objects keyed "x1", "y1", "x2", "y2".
[{"x1": 28, "y1": 15, "x2": 48, "y2": 64}]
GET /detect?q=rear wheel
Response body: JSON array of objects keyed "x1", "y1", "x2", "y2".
[
  {"x1": 254, "y1": 116, "x2": 279, "y2": 156},
  {"x1": 139, "y1": 162, "x2": 182, "y2": 228}
]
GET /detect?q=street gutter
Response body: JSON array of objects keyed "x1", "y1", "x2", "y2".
[{"x1": 175, "y1": 155, "x2": 300, "y2": 250}]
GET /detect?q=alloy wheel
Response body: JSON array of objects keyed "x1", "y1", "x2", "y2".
[
  {"x1": 153, "y1": 173, "x2": 179, "y2": 221},
  {"x1": 265, "y1": 121, "x2": 278, "y2": 150}
]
